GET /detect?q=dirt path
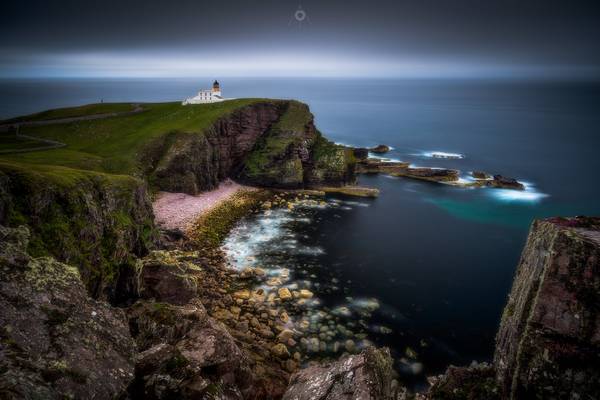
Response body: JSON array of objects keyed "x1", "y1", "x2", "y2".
[{"x1": 153, "y1": 179, "x2": 257, "y2": 232}]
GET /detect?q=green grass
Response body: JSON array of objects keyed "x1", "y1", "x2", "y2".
[
  {"x1": 0, "y1": 103, "x2": 137, "y2": 124},
  {"x1": 0, "y1": 133, "x2": 47, "y2": 152},
  {"x1": 0, "y1": 99, "x2": 274, "y2": 175}
]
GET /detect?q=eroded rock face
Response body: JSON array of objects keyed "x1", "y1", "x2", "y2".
[
  {"x1": 0, "y1": 225, "x2": 135, "y2": 399},
  {"x1": 283, "y1": 347, "x2": 395, "y2": 400},
  {"x1": 494, "y1": 217, "x2": 600, "y2": 399}
]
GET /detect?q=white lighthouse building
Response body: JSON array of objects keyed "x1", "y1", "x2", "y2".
[{"x1": 182, "y1": 80, "x2": 228, "y2": 105}]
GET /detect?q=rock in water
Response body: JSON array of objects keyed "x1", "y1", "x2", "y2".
[
  {"x1": 487, "y1": 174, "x2": 525, "y2": 190},
  {"x1": 472, "y1": 170, "x2": 490, "y2": 179},
  {"x1": 0, "y1": 225, "x2": 135, "y2": 399},
  {"x1": 282, "y1": 347, "x2": 395, "y2": 400},
  {"x1": 494, "y1": 217, "x2": 600, "y2": 399},
  {"x1": 369, "y1": 144, "x2": 390, "y2": 154}
]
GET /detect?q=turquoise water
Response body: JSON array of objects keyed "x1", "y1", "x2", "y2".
[{"x1": 2, "y1": 77, "x2": 599, "y2": 388}]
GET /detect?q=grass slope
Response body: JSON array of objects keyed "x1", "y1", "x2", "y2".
[
  {"x1": 1, "y1": 103, "x2": 137, "y2": 124},
  {"x1": 0, "y1": 99, "x2": 270, "y2": 175}
]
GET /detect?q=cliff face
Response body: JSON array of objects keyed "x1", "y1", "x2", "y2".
[
  {"x1": 494, "y1": 217, "x2": 600, "y2": 399},
  {"x1": 0, "y1": 163, "x2": 158, "y2": 301},
  {"x1": 144, "y1": 101, "x2": 356, "y2": 193},
  {"x1": 145, "y1": 101, "x2": 284, "y2": 194}
]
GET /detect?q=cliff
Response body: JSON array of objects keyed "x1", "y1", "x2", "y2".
[
  {"x1": 494, "y1": 216, "x2": 600, "y2": 399},
  {"x1": 420, "y1": 216, "x2": 600, "y2": 400},
  {"x1": 0, "y1": 100, "x2": 355, "y2": 301},
  {"x1": 0, "y1": 161, "x2": 157, "y2": 301},
  {"x1": 145, "y1": 101, "x2": 355, "y2": 193}
]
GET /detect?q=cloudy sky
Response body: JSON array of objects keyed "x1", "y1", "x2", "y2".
[{"x1": 1, "y1": 0, "x2": 599, "y2": 78}]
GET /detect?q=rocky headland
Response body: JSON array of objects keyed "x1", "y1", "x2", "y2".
[{"x1": 0, "y1": 101, "x2": 598, "y2": 399}]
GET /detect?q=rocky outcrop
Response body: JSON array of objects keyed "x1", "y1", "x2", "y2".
[
  {"x1": 136, "y1": 251, "x2": 200, "y2": 305},
  {"x1": 145, "y1": 101, "x2": 356, "y2": 193},
  {"x1": 424, "y1": 363, "x2": 500, "y2": 400},
  {"x1": 128, "y1": 300, "x2": 257, "y2": 400},
  {"x1": 0, "y1": 225, "x2": 136, "y2": 399},
  {"x1": 494, "y1": 216, "x2": 600, "y2": 399},
  {"x1": 0, "y1": 162, "x2": 158, "y2": 301},
  {"x1": 283, "y1": 347, "x2": 396, "y2": 400},
  {"x1": 486, "y1": 175, "x2": 525, "y2": 190},
  {"x1": 391, "y1": 167, "x2": 460, "y2": 182}
]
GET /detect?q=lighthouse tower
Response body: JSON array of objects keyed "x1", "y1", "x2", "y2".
[{"x1": 212, "y1": 80, "x2": 221, "y2": 97}]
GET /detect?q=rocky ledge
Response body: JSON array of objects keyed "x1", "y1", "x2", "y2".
[{"x1": 354, "y1": 157, "x2": 525, "y2": 190}]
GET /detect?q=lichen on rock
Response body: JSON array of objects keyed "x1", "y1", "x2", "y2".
[{"x1": 0, "y1": 225, "x2": 136, "y2": 400}]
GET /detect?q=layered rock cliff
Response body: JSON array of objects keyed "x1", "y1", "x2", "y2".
[
  {"x1": 494, "y1": 216, "x2": 600, "y2": 399},
  {"x1": 143, "y1": 100, "x2": 356, "y2": 193},
  {"x1": 420, "y1": 216, "x2": 600, "y2": 400}
]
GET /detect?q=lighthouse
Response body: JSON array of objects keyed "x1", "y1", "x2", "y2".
[{"x1": 182, "y1": 80, "x2": 230, "y2": 104}]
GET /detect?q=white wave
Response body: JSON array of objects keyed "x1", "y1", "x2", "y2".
[
  {"x1": 418, "y1": 151, "x2": 465, "y2": 159},
  {"x1": 490, "y1": 181, "x2": 549, "y2": 202},
  {"x1": 368, "y1": 153, "x2": 403, "y2": 162}
]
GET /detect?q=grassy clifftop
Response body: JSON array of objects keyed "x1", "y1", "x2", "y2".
[{"x1": 1, "y1": 99, "x2": 270, "y2": 175}]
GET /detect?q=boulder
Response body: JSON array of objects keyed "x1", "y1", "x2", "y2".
[
  {"x1": 136, "y1": 250, "x2": 199, "y2": 305},
  {"x1": 282, "y1": 347, "x2": 395, "y2": 400},
  {"x1": 494, "y1": 217, "x2": 600, "y2": 399},
  {"x1": 425, "y1": 363, "x2": 499, "y2": 400},
  {"x1": 127, "y1": 300, "x2": 257, "y2": 399},
  {"x1": 0, "y1": 225, "x2": 135, "y2": 400}
]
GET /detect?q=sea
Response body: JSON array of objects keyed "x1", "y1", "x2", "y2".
[{"x1": 2, "y1": 77, "x2": 599, "y2": 389}]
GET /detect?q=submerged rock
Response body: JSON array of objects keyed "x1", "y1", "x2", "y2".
[
  {"x1": 0, "y1": 225, "x2": 135, "y2": 399},
  {"x1": 283, "y1": 347, "x2": 396, "y2": 400}
]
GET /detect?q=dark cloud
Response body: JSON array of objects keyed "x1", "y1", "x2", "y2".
[{"x1": 1, "y1": 0, "x2": 599, "y2": 76}]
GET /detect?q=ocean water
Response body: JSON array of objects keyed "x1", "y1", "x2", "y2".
[{"x1": 2, "y1": 77, "x2": 600, "y2": 388}]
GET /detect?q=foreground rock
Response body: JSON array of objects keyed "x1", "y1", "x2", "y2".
[
  {"x1": 494, "y1": 216, "x2": 600, "y2": 399},
  {"x1": 0, "y1": 225, "x2": 135, "y2": 399},
  {"x1": 128, "y1": 300, "x2": 260, "y2": 399},
  {"x1": 283, "y1": 347, "x2": 396, "y2": 400}
]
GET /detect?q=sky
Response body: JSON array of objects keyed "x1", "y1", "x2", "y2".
[{"x1": 1, "y1": 0, "x2": 599, "y2": 78}]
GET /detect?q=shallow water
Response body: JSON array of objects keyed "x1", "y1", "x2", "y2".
[{"x1": 2, "y1": 77, "x2": 600, "y2": 389}]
